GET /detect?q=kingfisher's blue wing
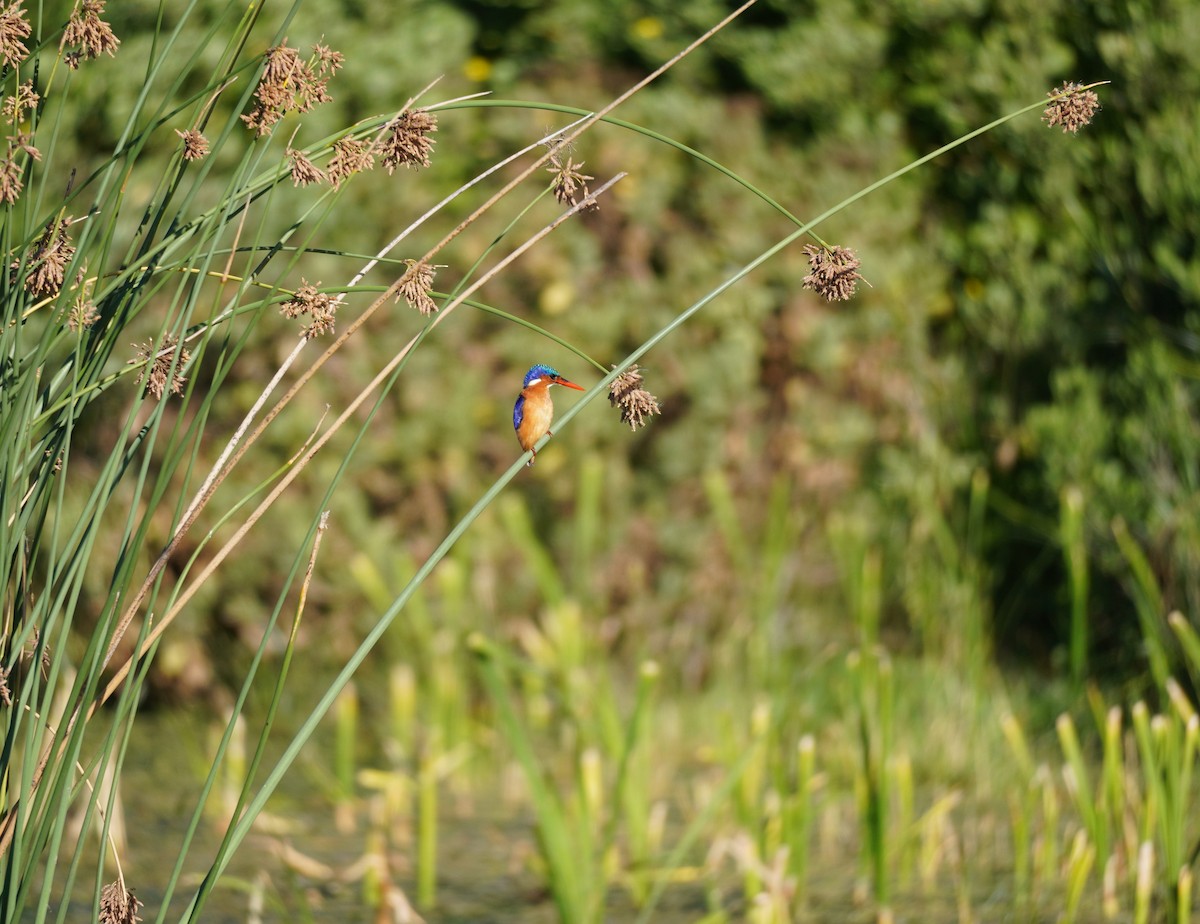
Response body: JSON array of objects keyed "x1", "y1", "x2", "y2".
[{"x1": 512, "y1": 394, "x2": 525, "y2": 431}]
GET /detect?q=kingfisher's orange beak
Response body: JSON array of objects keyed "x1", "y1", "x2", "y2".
[{"x1": 554, "y1": 376, "x2": 585, "y2": 391}]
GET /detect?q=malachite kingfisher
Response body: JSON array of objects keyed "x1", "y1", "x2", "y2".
[{"x1": 513, "y1": 364, "x2": 585, "y2": 466}]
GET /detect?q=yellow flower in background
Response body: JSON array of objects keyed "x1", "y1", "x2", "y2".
[
  {"x1": 464, "y1": 56, "x2": 492, "y2": 83},
  {"x1": 631, "y1": 16, "x2": 663, "y2": 41}
]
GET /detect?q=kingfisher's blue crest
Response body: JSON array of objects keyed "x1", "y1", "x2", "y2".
[{"x1": 523, "y1": 364, "x2": 561, "y2": 387}]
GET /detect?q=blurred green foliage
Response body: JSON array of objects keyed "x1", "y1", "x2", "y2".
[{"x1": 56, "y1": 0, "x2": 1197, "y2": 692}]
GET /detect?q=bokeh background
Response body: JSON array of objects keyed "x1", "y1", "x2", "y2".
[
  {"x1": 19, "y1": 0, "x2": 1200, "y2": 918},
  {"x1": 70, "y1": 0, "x2": 1192, "y2": 699}
]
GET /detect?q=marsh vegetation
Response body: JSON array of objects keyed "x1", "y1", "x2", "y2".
[{"x1": 2, "y1": 0, "x2": 1197, "y2": 921}]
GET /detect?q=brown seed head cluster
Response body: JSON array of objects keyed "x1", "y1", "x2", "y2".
[
  {"x1": 68, "y1": 271, "x2": 99, "y2": 331},
  {"x1": 280, "y1": 279, "x2": 338, "y2": 337},
  {"x1": 286, "y1": 147, "x2": 325, "y2": 186},
  {"x1": 327, "y1": 137, "x2": 375, "y2": 189},
  {"x1": 547, "y1": 143, "x2": 596, "y2": 210},
  {"x1": 0, "y1": 667, "x2": 10, "y2": 706},
  {"x1": 0, "y1": 0, "x2": 32, "y2": 70},
  {"x1": 1, "y1": 132, "x2": 39, "y2": 204},
  {"x1": 1044, "y1": 81, "x2": 1101, "y2": 134},
  {"x1": 0, "y1": 155, "x2": 19, "y2": 204},
  {"x1": 99, "y1": 881, "x2": 142, "y2": 924},
  {"x1": 802, "y1": 244, "x2": 863, "y2": 302},
  {"x1": 241, "y1": 40, "x2": 343, "y2": 137},
  {"x1": 68, "y1": 296, "x2": 99, "y2": 332},
  {"x1": 175, "y1": 128, "x2": 209, "y2": 161},
  {"x1": 608, "y1": 364, "x2": 661, "y2": 431},
  {"x1": 381, "y1": 109, "x2": 437, "y2": 173},
  {"x1": 396, "y1": 258, "x2": 440, "y2": 315},
  {"x1": 16, "y1": 215, "x2": 75, "y2": 298},
  {"x1": 3, "y1": 80, "x2": 38, "y2": 125},
  {"x1": 61, "y1": 0, "x2": 120, "y2": 68},
  {"x1": 130, "y1": 333, "x2": 190, "y2": 399}
]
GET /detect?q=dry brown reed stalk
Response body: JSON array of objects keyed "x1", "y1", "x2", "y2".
[{"x1": 290, "y1": 510, "x2": 329, "y2": 646}]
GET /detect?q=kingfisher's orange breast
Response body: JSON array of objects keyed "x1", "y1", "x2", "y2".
[{"x1": 516, "y1": 385, "x2": 555, "y2": 452}]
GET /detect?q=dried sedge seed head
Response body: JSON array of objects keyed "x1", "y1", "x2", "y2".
[
  {"x1": 241, "y1": 39, "x2": 341, "y2": 136},
  {"x1": 1044, "y1": 81, "x2": 1101, "y2": 134},
  {"x1": 17, "y1": 216, "x2": 76, "y2": 298},
  {"x1": 280, "y1": 280, "x2": 320, "y2": 319},
  {"x1": 1, "y1": 152, "x2": 23, "y2": 205},
  {"x1": 608, "y1": 364, "x2": 661, "y2": 431},
  {"x1": 0, "y1": 0, "x2": 32, "y2": 70},
  {"x1": 292, "y1": 43, "x2": 340, "y2": 113},
  {"x1": 61, "y1": 0, "x2": 120, "y2": 63},
  {"x1": 294, "y1": 70, "x2": 332, "y2": 114},
  {"x1": 2, "y1": 130, "x2": 42, "y2": 204},
  {"x1": 548, "y1": 151, "x2": 596, "y2": 210},
  {"x1": 381, "y1": 109, "x2": 438, "y2": 173},
  {"x1": 327, "y1": 137, "x2": 374, "y2": 189},
  {"x1": 240, "y1": 103, "x2": 274, "y2": 137},
  {"x1": 802, "y1": 244, "x2": 863, "y2": 302},
  {"x1": 130, "y1": 333, "x2": 190, "y2": 399},
  {"x1": 241, "y1": 46, "x2": 292, "y2": 137},
  {"x1": 396, "y1": 258, "x2": 440, "y2": 315},
  {"x1": 261, "y1": 42, "x2": 302, "y2": 84},
  {"x1": 11, "y1": 130, "x2": 38, "y2": 160},
  {"x1": 3, "y1": 80, "x2": 39, "y2": 125},
  {"x1": 99, "y1": 881, "x2": 142, "y2": 924},
  {"x1": 68, "y1": 271, "x2": 99, "y2": 331},
  {"x1": 175, "y1": 128, "x2": 209, "y2": 161},
  {"x1": 68, "y1": 296, "x2": 99, "y2": 332},
  {"x1": 303, "y1": 303, "x2": 337, "y2": 338},
  {"x1": 280, "y1": 279, "x2": 339, "y2": 337},
  {"x1": 286, "y1": 147, "x2": 325, "y2": 186},
  {"x1": 0, "y1": 667, "x2": 10, "y2": 706},
  {"x1": 311, "y1": 42, "x2": 343, "y2": 75}
]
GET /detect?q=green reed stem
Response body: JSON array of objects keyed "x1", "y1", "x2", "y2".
[
  {"x1": 1057, "y1": 712, "x2": 1108, "y2": 864},
  {"x1": 1060, "y1": 487, "x2": 1089, "y2": 688},
  {"x1": 1113, "y1": 518, "x2": 1170, "y2": 690}
]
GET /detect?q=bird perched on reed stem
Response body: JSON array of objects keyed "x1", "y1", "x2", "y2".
[{"x1": 513, "y1": 364, "x2": 585, "y2": 466}]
